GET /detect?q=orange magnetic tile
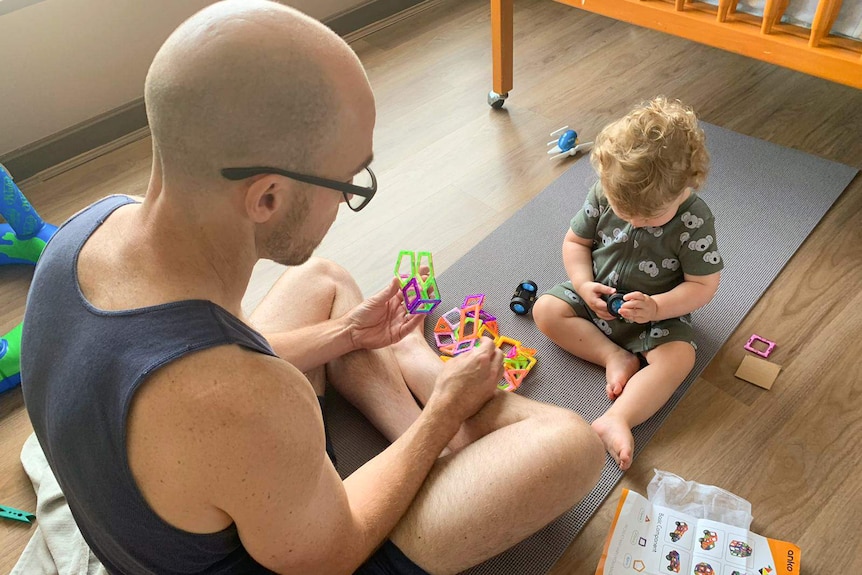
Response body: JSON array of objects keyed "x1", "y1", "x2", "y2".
[{"x1": 434, "y1": 317, "x2": 452, "y2": 333}]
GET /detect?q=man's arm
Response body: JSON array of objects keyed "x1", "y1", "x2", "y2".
[
  {"x1": 262, "y1": 277, "x2": 424, "y2": 373},
  {"x1": 209, "y1": 343, "x2": 501, "y2": 574},
  {"x1": 263, "y1": 315, "x2": 355, "y2": 373}
]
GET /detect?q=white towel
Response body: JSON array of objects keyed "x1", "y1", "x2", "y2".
[{"x1": 11, "y1": 433, "x2": 107, "y2": 575}]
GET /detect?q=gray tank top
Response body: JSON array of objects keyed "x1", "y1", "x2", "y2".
[{"x1": 21, "y1": 196, "x2": 279, "y2": 574}]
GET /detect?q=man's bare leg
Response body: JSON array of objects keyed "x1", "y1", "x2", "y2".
[
  {"x1": 387, "y1": 323, "x2": 604, "y2": 573},
  {"x1": 249, "y1": 258, "x2": 423, "y2": 442},
  {"x1": 251, "y1": 259, "x2": 605, "y2": 574}
]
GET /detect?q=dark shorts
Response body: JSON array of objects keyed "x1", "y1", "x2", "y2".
[
  {"x1": 545, "y1": 281, "x2": 696, "y2": 354},
  {"x1": 356, "y1": 540, "x2": 430, "y2": 575}
]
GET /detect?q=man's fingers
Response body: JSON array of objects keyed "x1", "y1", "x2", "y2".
[
  {"x1": 399, "y1": 312, "x2": 424, "y2": 335},
  {"x1": 373, "y1": 276, "x2": 401, "y2": 302}
]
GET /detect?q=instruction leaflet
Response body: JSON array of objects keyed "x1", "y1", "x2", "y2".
[{"x1": 596, "y1": 489, "x2": 800, "y2": 575}]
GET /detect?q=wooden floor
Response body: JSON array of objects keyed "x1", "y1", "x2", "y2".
[{"x1": 1, "y1": 0, "x2": 861, "y2": 572}]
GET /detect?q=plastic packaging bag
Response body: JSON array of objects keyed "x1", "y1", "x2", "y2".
[{"x1": 646, "y1": 469, "x2": 753, "y2": 529}]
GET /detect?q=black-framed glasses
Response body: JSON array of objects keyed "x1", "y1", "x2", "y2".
[{"x1": 221, "y1": 165, "x2": 377, "y2": 212}]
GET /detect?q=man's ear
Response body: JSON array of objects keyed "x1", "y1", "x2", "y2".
[{"x1": 244, "y1": 175, "x2": 285, "y2": 224}]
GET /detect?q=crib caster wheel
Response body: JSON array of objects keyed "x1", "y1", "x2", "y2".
[{"x1": 488, "y1": 91, "x2": 508, "y2": 109}]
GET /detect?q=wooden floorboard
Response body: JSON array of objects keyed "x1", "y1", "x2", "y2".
[{"x1": 1, "y1": 0, "x2": 860, "y2": 572}]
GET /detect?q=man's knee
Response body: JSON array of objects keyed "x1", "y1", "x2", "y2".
[
  {"x1": 534, "y1": 409, "x2": 604, "y2": 492},
  {"x1": 297, "y1": 257, "x2": 352, "y2": 283},
  {"x1": 291, "y1": 257, "x2": 360, "y2": 300}
]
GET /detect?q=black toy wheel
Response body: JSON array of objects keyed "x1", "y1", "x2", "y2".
[{"x1": 510, "y1": 297, "x2": 529, "y2": 315}]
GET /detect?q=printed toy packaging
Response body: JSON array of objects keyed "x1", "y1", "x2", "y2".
[{"x1": 596, "y1": 490, "x2": 800, "y2": 575}]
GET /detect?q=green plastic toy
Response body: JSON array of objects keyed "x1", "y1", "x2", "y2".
[{"x1": 1, "y1": 168, "x2": 57, "y2": 393}]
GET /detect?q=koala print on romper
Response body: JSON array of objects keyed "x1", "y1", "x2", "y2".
[
  {"x1": 638, "y1": 260, "x2": 659, "y2": 278},
  {"x1": 563, "y1": 289, "x2": 581, "y2": 303},
  {"x1": 703, "y1": 251, "x2": 721, "y2": 265},
  {"x1": 662, "y1": 258, "x2": 680, "y2": 271},
  {"x1": 561, "y1": 186, "x2": 723, "y2": 355},
  {"x1": 593, "y1": 318, "x2": 612, "y2": 336},
  {"x1": 681, "y1": 211, "x2": 703, "y2": 229},
  {"x1": 650, "y1": 327, "x2": 670, "y2": 338},
  {"x1": 688, "y1": 235, "x2": 714, "y2": 252}
]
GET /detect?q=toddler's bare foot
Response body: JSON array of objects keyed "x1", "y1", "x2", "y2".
[
  {"x1": 592, "y1": 414, "x2": 635, "y2": 471},
  {"x1": 605, "y1": 349, "x2": 640, "y2": 400}
]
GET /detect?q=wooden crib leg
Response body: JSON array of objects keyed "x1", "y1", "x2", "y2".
[
  {"x1": 810, "y1": 0, "x2": 844, "y2": 46},
  {"x1": 762, "y1": 0, "x2": 790, "y2": 34},
  {"x1": 717, "y1": 0, "x2": 738, "y2": 22},
  {"x1": 490, "y1": 0, "x2": 514, "y2": 108}
]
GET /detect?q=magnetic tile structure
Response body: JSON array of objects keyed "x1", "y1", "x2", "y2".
[
  {"x1": 395, "y1": 250, "x2": 441, "y2": 314},
  {"x1": 434, "y1": 294, "x2": 537, "y2": 392}
]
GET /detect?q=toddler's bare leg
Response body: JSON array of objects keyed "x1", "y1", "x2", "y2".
[
  {"x1": 532, "y1": 295, "x2": 640, "y2": 399},
  {"x1": 592, "y1": 341, "x2": 695, "y2": 470}
]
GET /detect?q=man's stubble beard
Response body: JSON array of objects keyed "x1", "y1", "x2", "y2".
[{"x1": 264, "y1": 191, "x2": 321, "y2": 266}]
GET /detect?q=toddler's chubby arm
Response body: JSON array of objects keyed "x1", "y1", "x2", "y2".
[
  {"x1": 563, "y1": 229, "x2": 615, "y2": 321},
  {"x1": 619, "y1": 271, "x2": 720, "y2": 323}
]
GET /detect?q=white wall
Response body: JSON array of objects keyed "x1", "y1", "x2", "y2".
[{"x1": 0, "y1": 0, "x2": 365, "y2": 156}]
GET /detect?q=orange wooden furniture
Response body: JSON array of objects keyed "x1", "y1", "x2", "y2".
[{"x1": 489, "y1": 0, "x2": 862, "y2": 106}]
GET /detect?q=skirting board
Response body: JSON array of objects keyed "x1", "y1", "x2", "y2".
[{"x1": 1, "y1": 0, "x2": 441, "y2": 185}]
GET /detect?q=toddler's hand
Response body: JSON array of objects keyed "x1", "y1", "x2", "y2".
[
  {"x1": 578, "y1": 281, "x2": 616, "y2": 321},
  {"x1": 619, "y1": 292, "x2": 657, "y2": 324}
]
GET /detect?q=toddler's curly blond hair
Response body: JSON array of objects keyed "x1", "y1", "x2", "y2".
[{"x1": 590, "y1": 97, "x2": 709, "y2": 218}]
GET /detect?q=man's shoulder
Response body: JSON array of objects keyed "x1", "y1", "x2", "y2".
[
  {"x1": 153, "y1": 344, "x2": 315, "y2": 417},
  {"x1": 127, "y1": 344, "x2": 324, "y2": 535},
  {"x1": 130, "y1": 344, "x2": 320, "y2": 459}
]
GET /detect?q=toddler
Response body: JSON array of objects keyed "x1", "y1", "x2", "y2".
[{"x1": 533, "y1": 97, "x2": 723, "y2": 470}]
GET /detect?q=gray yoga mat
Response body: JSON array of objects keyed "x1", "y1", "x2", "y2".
[{"x1": 325, "y1": 123, "x2": 858, "y2": 574}]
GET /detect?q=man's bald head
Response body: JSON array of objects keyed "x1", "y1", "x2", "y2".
[{"x1": 145, "y1": 0, "x2": 372, "y2": 186}]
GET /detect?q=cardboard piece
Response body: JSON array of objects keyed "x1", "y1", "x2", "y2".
[{"x1": 734, "y1": 354, "x2": 782, "y2": 389}]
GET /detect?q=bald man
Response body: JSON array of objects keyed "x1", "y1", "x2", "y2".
[{"x1": 21, "y1": 2, "x2": 603, "y2": 574}]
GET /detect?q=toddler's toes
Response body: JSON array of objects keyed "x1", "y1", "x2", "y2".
[
  {"x1": 605, "y1": 350, "x2": 640, "y2": 397},
  {"x1": 592, "y1": 415, "x2": 635, "y2": 471}
]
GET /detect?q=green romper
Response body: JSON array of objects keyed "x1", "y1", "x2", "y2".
[{"x1": 546, "y1": 183, "x2": 724, "y2": 354}]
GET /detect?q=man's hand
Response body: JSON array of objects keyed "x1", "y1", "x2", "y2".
[
  {"x1": 346, "y1": 276, "x2": 425, "y2": 350},
  {"x1": 431, "y1": 338, "x2": 503, "y2": 422},
  {"x1": 578, "y1": 281, "x2": 616, "y2": 321},
  {"x1": 618, "y1": 291, "x2": 658, "y2": 324}
]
